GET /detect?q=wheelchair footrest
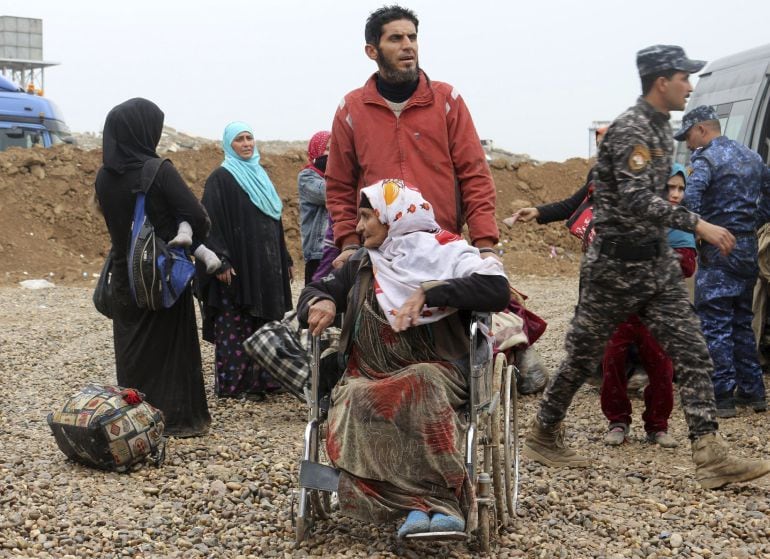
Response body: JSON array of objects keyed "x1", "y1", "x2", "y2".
[
  {"x1": 404, "y1": 531, "x2": 467, "y2": 541},
  {"x1": 299, "y1": 460, "x2": 340, "y2": 492}
]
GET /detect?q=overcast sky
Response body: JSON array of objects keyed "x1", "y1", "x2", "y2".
[{"x1": 3, "y1": 0, "x2": 769, "y2": 161}]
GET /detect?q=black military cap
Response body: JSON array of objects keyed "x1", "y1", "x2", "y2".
[
  {"x1": 673, "y1": 105, "x2": 719, "y2": 141},
  {"x1": 636, "y1": 45, "x2": 706, "y2": 77}
]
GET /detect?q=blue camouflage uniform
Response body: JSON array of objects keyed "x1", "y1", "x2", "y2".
[{"x1": 682, "y1": 127, "x2": 770, "y2": 406}]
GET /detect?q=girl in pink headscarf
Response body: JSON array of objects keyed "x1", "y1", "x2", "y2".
[{"x1": 298, "y1": 130, "x2": 338, "y2": 284}]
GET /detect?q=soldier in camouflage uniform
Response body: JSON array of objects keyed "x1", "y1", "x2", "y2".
[
  {"x1": 523, "y1": 45, "x2": 770, "y2": 490},
  {"x1": 677, "y1": 105, "x2": 770, "y2": 416}
]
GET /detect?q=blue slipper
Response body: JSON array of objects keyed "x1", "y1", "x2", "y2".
[
  {"x1": 430, "y1": 513, "x2": 465, "y2": 532},
  {"x1": 397, "y1": 510, "x2": 430, "y2": 538}
]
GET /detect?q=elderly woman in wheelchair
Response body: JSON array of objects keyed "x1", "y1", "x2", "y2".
[{"x1": 297, "y1": 179, "x2": 510, "y2": 539}]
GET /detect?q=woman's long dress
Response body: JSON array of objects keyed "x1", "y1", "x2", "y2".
[{"x1": 327, "y1": 289, "x2": 470, "y2": 523}]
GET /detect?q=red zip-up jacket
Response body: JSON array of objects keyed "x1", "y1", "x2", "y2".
[{"x1": 325, "y1": 71, "x2": 499, "y2": 249}]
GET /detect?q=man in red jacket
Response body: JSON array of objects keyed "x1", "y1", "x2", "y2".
[{"x1": 326, "y1": 5, "x2": 499, "y2": 267}]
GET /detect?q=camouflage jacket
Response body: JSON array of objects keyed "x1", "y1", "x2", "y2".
[
  {"x1": 593, "y1": 97, "x2": 699, "y2": 245},
  {"x1": 683, "y1": 135, "x2": 770, "y2": 233}
]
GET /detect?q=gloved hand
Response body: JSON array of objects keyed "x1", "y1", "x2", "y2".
[{"x1": 168, "y1": 221, "x2": 193, "y2": 248}]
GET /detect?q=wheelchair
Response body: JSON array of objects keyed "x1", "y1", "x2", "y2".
[{"x1": 292, "y1": 313, "x2": 520, "y2": 552}]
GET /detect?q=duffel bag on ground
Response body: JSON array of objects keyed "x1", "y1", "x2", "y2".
[
  {"x1": 244, "y1": 311, "x2": 309, "y2": 401},
  {"x1": 47, "y1": 384, "x2": 166, "y2": 472}
]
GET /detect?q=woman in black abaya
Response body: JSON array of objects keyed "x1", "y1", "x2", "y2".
[{"x1": 94, "y1": 98, "x2": 211, "y2": 437}]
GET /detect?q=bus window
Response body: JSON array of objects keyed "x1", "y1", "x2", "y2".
[
  {"x1": 0, "y1": 128, "x2": 44, "y2": 151},
  {"x1": 722, "y1": 99, "x2": 752, "y2": 141},
  {"x1": 49, "y1": 130, "x2": 70, "y2": 145},
  {"x1": 757, "y1": 85, "x2": 770, "y2": 164}
]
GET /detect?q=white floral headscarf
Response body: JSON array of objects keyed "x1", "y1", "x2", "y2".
[{"x1": 361, "y1": 179, "x2": 506, "y2": 328}]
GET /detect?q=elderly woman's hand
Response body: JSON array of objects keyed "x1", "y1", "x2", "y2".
[
  {"x1": 308, "y1": 299, "x2": 336, "y2": 336},
  {"x1": 393, "y1": 288, "x2": 427, "y2": 332}
]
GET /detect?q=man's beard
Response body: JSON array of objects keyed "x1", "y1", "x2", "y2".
[{"x1": 377, "y1": 48, "x2": 419, "y2": 84}]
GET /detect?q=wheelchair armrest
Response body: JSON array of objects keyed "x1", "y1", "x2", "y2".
[
  {"x1": 469, "y1": 312, "x2": 495, "y2": 412},
  {"x1": 472, "y1": 311, "x2": 490, "y2": 322}
]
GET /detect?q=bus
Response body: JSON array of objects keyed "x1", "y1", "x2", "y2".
[
  {"x1": 675, "y1": 43, "x2": 770, "y2": 166},
  {"x1": 0, "y1": 74, "x2": 72, "y2": 151}
]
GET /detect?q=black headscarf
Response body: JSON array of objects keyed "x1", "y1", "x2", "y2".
[{"x1": 102, "y1": 98, "x2": 164, "y2": 174}]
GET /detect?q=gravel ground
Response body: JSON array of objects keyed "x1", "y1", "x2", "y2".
[{"x1": 1, "y1": 277, "x2": 770, "y2": 558}]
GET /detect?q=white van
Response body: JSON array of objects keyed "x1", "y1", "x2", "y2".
[{"x1": 675, "y1": 43, "x2": 770, "y2": 165}]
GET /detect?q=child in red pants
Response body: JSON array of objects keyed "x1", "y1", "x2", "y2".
[{"x1": 600, "y1": 164, "x2": 696, "y2": 447}]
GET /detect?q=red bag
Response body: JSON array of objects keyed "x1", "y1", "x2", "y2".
[
  {"x1": 506, "y1": 288, "x2": 547, "y2": 346},
  {"x1": 566, "y1": 184, "x2": 595, "y2": 250}
]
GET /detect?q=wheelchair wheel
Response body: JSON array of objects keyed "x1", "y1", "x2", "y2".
[
  {"x1": 311, "y1": 489, "x2": 332, "y2": 520},
  {"x1": 478, "y1": 496, "x2": 491, "y2": 552},
  {"x1": 490, "y1": 352, "x2": 507, "y2": 529},
  {"x1": 321, "y1": 490, "x2": 334, "y2": 514},
  {"x1": 503, "y1": 361, "x2": 520, "y2": 518},
  {"x1": 295, "y1": 516, "x2": 309, "y2": 546},
  {"x1": 294, "y1": 488, "x2": 312, "y2": 545},
  {"x1": 295, "y1": 487, "x2": 335, "y2": 546}
]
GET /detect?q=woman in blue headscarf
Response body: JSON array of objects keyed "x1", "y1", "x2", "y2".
[
  {"x1": 666, "y1": 163, "x2": 697, "y2": 264},
  {"x1": 197, "y1": 122, "x2": 294, "y2": 399}
]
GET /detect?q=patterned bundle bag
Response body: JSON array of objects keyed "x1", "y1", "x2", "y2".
[
  {"x1": 47, "y1": 384, "x2": 166, "y2": 472},
  {"x1": 243, "y1": 311, "x2": 310, "y2": 401}
]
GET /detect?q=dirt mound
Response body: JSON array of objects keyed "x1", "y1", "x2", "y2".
[
  {"x1": 0, "y1": 144, "x2": 589, "y2": 285},
  {"x1": 491, "y1": 157, "x2": 590, "y2": 276}
]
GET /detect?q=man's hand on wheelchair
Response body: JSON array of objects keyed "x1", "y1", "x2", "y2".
[
  {"x1": 308, "y1": 299, "x2": 337, "y2": 335},
  {"x1": 393, "y1": 288, "x2": 427, "y2": 333}
]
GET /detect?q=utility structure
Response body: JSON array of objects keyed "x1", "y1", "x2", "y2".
[
  {"x1": 588, "y1": 118, "x2": 682, "y2": 158},
  {"x1": 588, "y1": 120, "x2": 611, "y2": 158},
  {"x1": 0, "y1": 16, "x2": 58, "y2": 94}
]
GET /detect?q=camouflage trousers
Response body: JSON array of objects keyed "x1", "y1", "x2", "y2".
[{"x1": 538, "y1": 244, "x2": 718, "y2": 440}]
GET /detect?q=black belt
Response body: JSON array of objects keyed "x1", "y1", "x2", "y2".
[{"x1": 599, "y1": 239, "x2": 663, "y2": 261}]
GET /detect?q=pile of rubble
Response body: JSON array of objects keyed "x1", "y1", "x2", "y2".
[
  {"x1": 69, "y1": 127, "x2": 217, "y2": 153},
  {"x1": 70, "y1": 128, "x2": 309, "y2": 156},
  {"x1": 481, "y1": 139, "x2": 535, "y2": 167}
]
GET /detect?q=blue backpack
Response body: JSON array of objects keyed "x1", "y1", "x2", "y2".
[{"x1": 128, "y1": 158, "x2": 195, "y2": 310}]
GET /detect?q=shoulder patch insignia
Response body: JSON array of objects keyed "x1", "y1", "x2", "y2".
[
  {"x1": 628, "y1": 145, "x2": 651, "y2": 172},
  {"x1": 686, "y1": 166, "x2": 693, "y2": 176}
]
